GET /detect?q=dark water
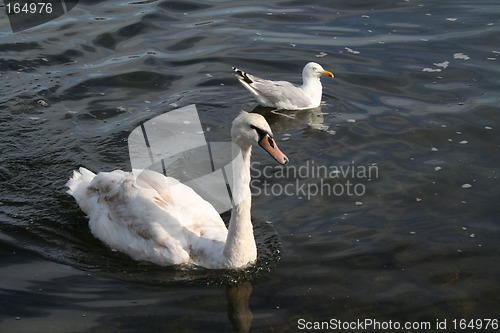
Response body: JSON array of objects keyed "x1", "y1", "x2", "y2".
[{"x1": 1, "y1": 0, "x2": 499, "y2": 332}]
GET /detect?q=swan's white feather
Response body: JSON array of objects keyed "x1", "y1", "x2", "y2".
[{"x1": 67, "y1": 167, "x2": 228, "y2": 268}]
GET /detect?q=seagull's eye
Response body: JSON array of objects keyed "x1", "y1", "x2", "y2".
[{"x1": 313, "y1": 67, "x2": 317, "y2": 71}]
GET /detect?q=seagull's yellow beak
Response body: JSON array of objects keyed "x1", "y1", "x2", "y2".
[{"x1": 321, "y1": 70, "x2": 334, "y2": 78}]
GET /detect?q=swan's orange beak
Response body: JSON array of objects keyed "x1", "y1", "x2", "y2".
[
  {"x1": 259, "y1": 134, "x2": 289, "y2": 165},
  {"x1": 321, "y1": 70, "x2": 334, "y2": 78}
]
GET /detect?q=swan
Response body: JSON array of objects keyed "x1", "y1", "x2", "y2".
[
  {"x1": 232, "y1": 62, "x2": 334, "y2": 110},
  {"x1": 66, "y1": 112, "x2": 289, "y2": 269}
]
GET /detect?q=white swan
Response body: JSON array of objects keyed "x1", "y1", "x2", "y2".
[
  {"x1": 232, "y1": 62, "x2": 334, "y2": 110},
  {"x1": 66, "y1": 112, "x2": 288, "y2": 269}
]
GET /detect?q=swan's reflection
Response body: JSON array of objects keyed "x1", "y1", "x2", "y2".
[
  {"x1": 220, "y1": 107, "x2": 327, "y2": 333},
  {"x1": 226, "y1": 282, "x2": 253, "y2": 333},
  {"x1": 251, "y1": 105, "x2": 329, "y2": 133}
]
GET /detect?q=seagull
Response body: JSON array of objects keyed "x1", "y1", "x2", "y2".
[{"x1": 232, "y1": 62, "x2": 334, "y2": 110}]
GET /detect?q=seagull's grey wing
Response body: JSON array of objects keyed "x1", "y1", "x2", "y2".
[
  {"x1": 232, "y1": 67, "x2": 310, "y2": 109},
  {"x1": 251, "y1": 79, "x2": 310, "y2": 108}
]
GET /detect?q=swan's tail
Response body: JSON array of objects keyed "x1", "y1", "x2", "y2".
[
  {"x1": 67, "y1": 168, "x2": 174, "y2": 216},
  {"x1": 66, "y1": 167, "x2": 95, "y2": 195},
  {"x1": 66, "y1": 167, "x2": 97, "y2": 215}
]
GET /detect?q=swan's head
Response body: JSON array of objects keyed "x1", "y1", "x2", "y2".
[
  {"x1": 303, "y1": 62, "x2": 334, "y2": 79},
  {"x1": 231, "y1": 112, "x2": 289, "y2": 165}
]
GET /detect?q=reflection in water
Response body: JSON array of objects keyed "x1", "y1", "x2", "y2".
[
  {"x1": 226, "y1": 282, "x2": 253, "y2": 333},
  {"x1": 0, "y1": 0, "x2": 499, "y2": 330},
  {"x1": 251, "y1": 105, "x2": 330, "y2": 134},
  {"x1": 0, "y1": 245, "x2": 256, "y2": 333}
]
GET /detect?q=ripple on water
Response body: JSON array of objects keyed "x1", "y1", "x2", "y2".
[{"x1": 0, "y1": 0, "x2": 499, "y2": 328}]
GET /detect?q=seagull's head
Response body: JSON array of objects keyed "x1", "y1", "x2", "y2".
[{"x1": 303, "y1": 62, "x2": 334, "y2": 79}]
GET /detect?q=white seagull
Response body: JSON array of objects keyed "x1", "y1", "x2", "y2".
[
  {"x1": 66, "y1": 112, "x2": 288, "y2": 269},
  {"x1": 232, "y1": 62, "x2": 334, "y2": 110}
]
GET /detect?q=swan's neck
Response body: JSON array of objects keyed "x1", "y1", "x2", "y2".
[{"x1": 223, "y1": 144, "x2": 257, "y2": 268}]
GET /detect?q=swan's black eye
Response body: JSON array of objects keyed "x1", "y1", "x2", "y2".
[{"x1": 250, "y1": 125, "x2": 268, "y2": 141}]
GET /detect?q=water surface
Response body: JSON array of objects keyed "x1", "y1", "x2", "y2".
[{"x1": 1, "y1": 0, "x2": 499, "y2": 332}]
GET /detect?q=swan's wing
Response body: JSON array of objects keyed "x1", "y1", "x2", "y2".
[
  {"x1": 84, "y1": 170, "x2": 193, "y2": 264},
  {"x1": 134, "y1": 169, "x2": 227, "y2": 232},
  {"x1": 233, "y1": 67, "x2": 310, "y2": 109},
  {"x1": 67, "y1": 168, "x2": 228, "y2": 266},
  {"x1": 133, "y1": 170, "x2": 229, "y2": 267}
]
